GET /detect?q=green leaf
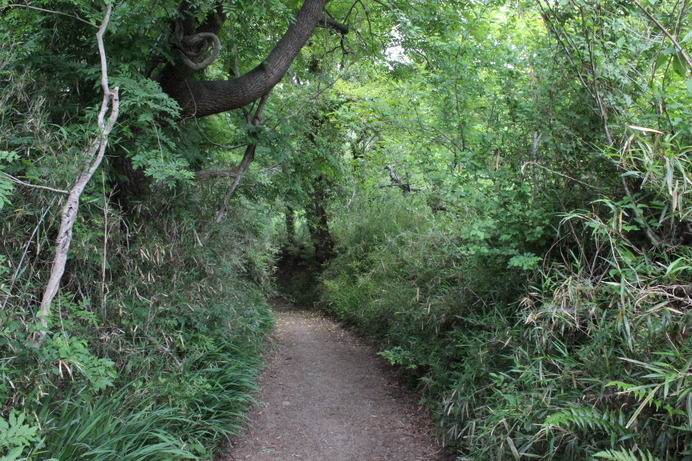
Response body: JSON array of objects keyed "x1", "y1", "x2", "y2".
[
  {"x1": 507, "y1": 253, "x2": 541, "y2": 270},
  {"x1": 672, "y1": 53, "x2": 688, "y2": 77},
  {"x1": 594, "y1": 448, "x2": 661, "y2": 461}
]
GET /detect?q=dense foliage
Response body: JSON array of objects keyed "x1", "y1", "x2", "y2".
[
  {"x1": 317, "y1": 1, "x2": 692, "y2": 460},
  {"x1": 0, "y1": 1, "x2": 277, "y2": 458},
  {"x1": 0, "y1": 0, "x2": 690, "y2": 460}
]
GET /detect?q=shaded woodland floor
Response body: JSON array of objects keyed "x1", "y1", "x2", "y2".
[{"x1": 223, "y1": 299, "x2": 448, "y2": 461}]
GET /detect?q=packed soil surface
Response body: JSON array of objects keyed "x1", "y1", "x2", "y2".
[{"x1": 223, "y1": 299, "x2": 448, "y2": 461}]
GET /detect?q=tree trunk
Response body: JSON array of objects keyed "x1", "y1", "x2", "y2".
[
  {"x1": 37, "y1": 6, "x2": 119, "y2": 342},
  {"x1": 307, "y1": 176, "x2": 334, "y2": 264},
  {"x1": 286, "y1": 206, "x2": 296, "y2": 247}
]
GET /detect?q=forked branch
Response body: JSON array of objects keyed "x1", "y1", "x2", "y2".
[{"x1": 209, "y1": 93, "x2": 271, "y2": 229}]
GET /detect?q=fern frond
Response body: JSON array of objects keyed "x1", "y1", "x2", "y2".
[
  {"x1": 594, "y1": 448, "x2": 661, "y2": 461},
  {"x1": 607, "y1": 381, "x2": 651, "y2": 402},
  {"x1": 543, "y1": 406, "x2": 631, "y2": 435}
]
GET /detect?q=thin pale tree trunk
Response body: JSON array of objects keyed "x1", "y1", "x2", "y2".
[{"x1": 36, "y1": 4, "x2": 120, "y2": 342}]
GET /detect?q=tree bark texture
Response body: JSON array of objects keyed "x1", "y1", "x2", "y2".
[
  {"x1": 285, "y1": 206, "x2": 296, "y2": 246},
  {"x1": 159, "y1": 0, "x2": 330, "y2": 118}
]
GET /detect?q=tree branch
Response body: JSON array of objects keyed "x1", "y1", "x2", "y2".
[
  {"x1": 633, "y1": 0, "x2": 692, "y2": 71},
  {"x1": 194, "y1": 169, "x2": 240, "y2": 180},
  {"x1": 521, "y1": 161, "x2": 602, "y2": 191},
  {"x1": 206, "y1": 93, "x2": 271, "y2": 238},
  {"x1": 382, "y1": 165, "x2": 421, "y2": 192},
  {"x1": 160, "y1": 0, "x2": 330, "y2": 118},
  {"x1": 318, "y1": 14, "x2": 349, "y2": 35},
  {"x1": 5, "y1": 3, "x2": 95, "y2": 27},
  {"x1": 0, "y1": 172, "x2": 68, "y2": 194}
]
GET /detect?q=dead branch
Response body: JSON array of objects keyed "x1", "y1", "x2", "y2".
[
  {"x1": 521, "y1": 161, "x2": 602, "y2": 191},
  {"x1": 0, "y1": 172, "x2": 69, "y2": 194},
  {"x1": 4, "y1": 3, "x2": 95, "y2": 27},
  {"x1": 382, "y1": 165, "x2": 422, "y2": 192}
]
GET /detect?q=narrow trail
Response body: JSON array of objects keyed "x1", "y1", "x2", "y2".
[{"x1": 225, "y1": 300, "x2": 447, "y2": 461}]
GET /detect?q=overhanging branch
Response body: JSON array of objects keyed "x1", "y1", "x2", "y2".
[
  {"x1": 318, "y1": 14, "x2": 349, "y2": 35},
  {"x1": 195, "y1": 169, "x2": 240, "y2": 180},
  {"x1": 159, "y1": 0, "x2": 333, "y2": 118}
]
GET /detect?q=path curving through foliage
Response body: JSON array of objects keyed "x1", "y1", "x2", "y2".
[{"x1": 224, "y1": 299, "x2": 447, "y2": 461}]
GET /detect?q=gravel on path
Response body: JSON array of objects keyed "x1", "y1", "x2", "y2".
[{"x1": 224, "y1": 300, "x2": 448, "y2": 461}]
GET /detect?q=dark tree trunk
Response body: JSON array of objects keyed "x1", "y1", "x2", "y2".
[
  {"x1": 110, "y1": 151, "x2": 149, "y2": 211},
  {"x1": 302, "y1": 112, "x2": 335, "y2": 264},
  {"x1": 159, "y1": 0, "x2": 330, "y2": 118},
  {"x1": 307, "y1": 175, "x2": 335, "y2": 264},
  {"x1": 286, "y1": 206, "x2": 296, "y2": 246}
]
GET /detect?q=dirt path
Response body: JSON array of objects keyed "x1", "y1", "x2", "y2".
[{"x1": 225, "y1": 300, "x2": 447, "y2": 461}]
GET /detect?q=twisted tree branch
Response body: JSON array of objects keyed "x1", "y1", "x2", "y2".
[
  {"x1": 178, "y1": 32, "x2": 222, "y2": 70},
  {"x1": 159, "y1": 0, "x2": 332, "y2": 118}
]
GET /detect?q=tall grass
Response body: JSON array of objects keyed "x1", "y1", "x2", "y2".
[
  {"x1": 35, "y1": 389, "x2": 198, "y2": 460},
  {"x1": 1, "y1": 178, "x2": 276, "y2": 459},
  {"x1": 32, "y1": 342, "x2": 268, "y2": 460}
]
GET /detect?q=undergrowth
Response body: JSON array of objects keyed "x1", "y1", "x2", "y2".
[
  {"x1": 0, "y1": 41, "x2": 279, "y2": 458},
  {"x1": 0, "y1": 182, "x2": 275, "y2": 459},
  {"x1": 319, "y1": 134, "x2": 691, "y2": 460}
]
